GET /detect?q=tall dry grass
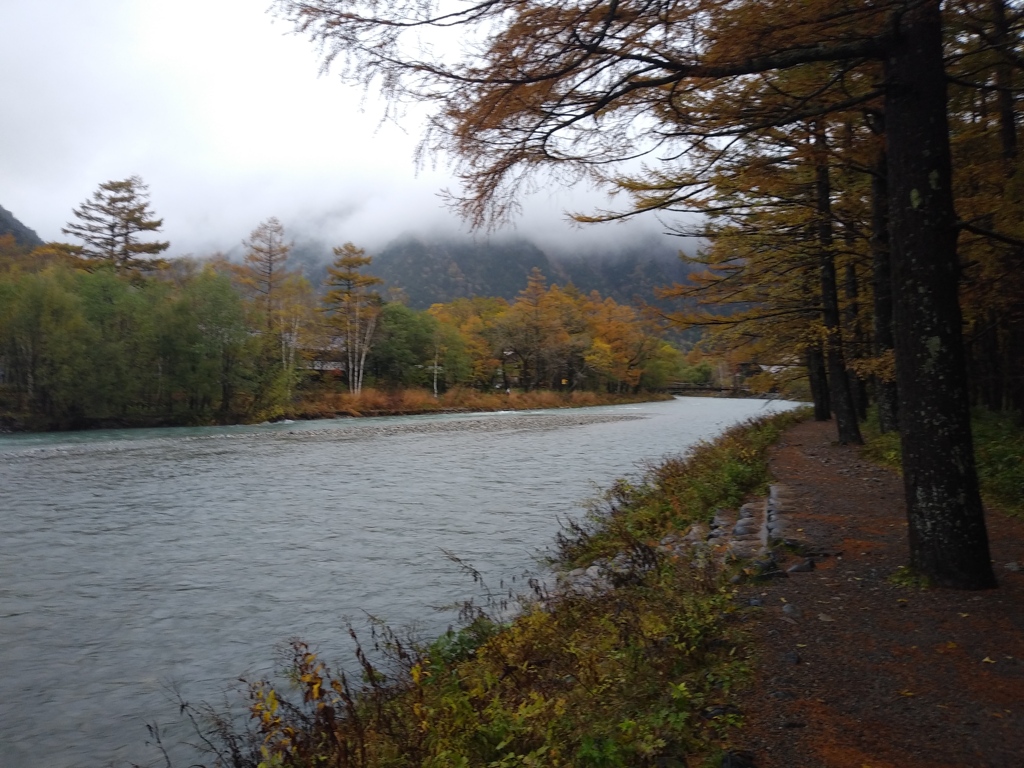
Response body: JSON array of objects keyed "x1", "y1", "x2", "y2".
[{"x1": 292, "y1": 387, "x2": 670, "y2": 418}]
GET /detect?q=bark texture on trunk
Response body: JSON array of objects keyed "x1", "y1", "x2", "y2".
[
  {"x1": 871, "y1": 146, "x2": 900, "y2": 433},
  {"x1": 844, "y1": 262, "x2": 870, "y2": 422},
  {"x1": 807, "y1": 344, "x2": 831, "y2": 421},
  {"x1": 993, "y1": 0, "x2": 1017, "y2": 166},
  {"x1": 815, "y1": 124, "x2": 863, "y2": 445},
  {"x1": 884, "y1": 2, "x2": 995, "y2": 589}
]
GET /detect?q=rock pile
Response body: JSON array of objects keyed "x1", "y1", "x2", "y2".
[{"x1": 556, "y1": 484, "x2": 804, "y2": 595}]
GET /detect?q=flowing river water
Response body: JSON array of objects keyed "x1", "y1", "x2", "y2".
[{"x1": 0, "y1": 397, "x2": 798, "y2": 767}]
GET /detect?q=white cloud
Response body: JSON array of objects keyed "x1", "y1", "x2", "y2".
[{"x1": 0, "y1": 0, "x2": 677, "y2": 257}]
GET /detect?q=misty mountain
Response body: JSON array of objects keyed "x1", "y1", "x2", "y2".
[
  {"x1": 0, "y1": 204, "x2": 43, "y2": 248},
  {"x1": 371, "y1": 236, "x2": 552, "y2": 307},
  {"x1": 368, "y1": 234, "x2": 698, "y2": 308}
]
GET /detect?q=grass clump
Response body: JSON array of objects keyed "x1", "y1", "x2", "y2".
[
  {"x1": 558, "y1": 409, "x2": 806, "y2": 568},
  {"x1": 887, "y1": 565, "x2": 933, "y2": 589},
  {"x1": 185, "y1": 410, "x2": 804, "y2": 768},
  {"x1": 863, "y1": 409, "x2": 1024, "y2": 517},
  {"x1": 973, "y1": 410, "x2": 1024, "y2": 517}
]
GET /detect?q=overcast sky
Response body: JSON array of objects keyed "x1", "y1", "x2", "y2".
[{"x1": 0, "y1": 0, "x2": 679, "y2": 259}]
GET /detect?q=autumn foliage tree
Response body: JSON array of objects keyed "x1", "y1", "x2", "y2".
[
  {"x1": 322, "y1": 243, "x2": 383, "y2": 394},
  {"x1": 946, "y1": 1, "x2": 1024, "y2": 416},
  {"x1": 428, "y1": 296, "x2": 510, "y2": 386},
  {"x1": 230, "y1": 217, "x2": 318, "y2": 411},
  {"x1": 237, "y1": 217, "x2": 292, "y2": 333},
  {"x1": 272, "y1": 0, "x2": 1024, "y2": 589},
  {"x1": 426, "y1": 269, "x2": 679, "y2": 393}
]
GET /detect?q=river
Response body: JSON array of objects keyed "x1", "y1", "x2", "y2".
[{"x1": 0, "y1": 396, "x2": 797, "y2": 767}]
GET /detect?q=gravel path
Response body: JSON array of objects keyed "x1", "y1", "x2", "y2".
[{"x1": 733, "y1": 419, "x2": 1024, "y2": 768}]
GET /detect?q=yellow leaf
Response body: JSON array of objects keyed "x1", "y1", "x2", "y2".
[{"x1": 982, "y1": 657, "x2": 997, "y2": 664}]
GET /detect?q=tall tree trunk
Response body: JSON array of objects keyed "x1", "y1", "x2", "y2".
[
  {"x1": 356, "y1": 313, "x2": 378, "y2": 395},
  {"x1": 992, "y1": 0, "x2": 1017, "y2": 168},
  {"x1": 968, "y1": 312, "x2": 1003, "y2": 410},
  {"x1": 806, "y1": 344, "x2": 831, "y2": 420},
  {"x1": 844, "y1": 262, "x2": 870, "y2": 422},
  {"x1": 814, "y1": 124, "x2": 863, "y2": 444},
  {"x1": 991, "y1": 0, "x2": 1022, "y2": 418},
  {"x1": 433, "y1": 343, "x2": 440, "y2": 397},
  {"x1": 871, "y1": 145, "x2": 900, "y2": 432},
  {"x1": 884, "y1": 2, "x2": 995, "y2": 589},
  {"x1": 1007, "y1": 322, "x2": 1024, "y2": 415}
]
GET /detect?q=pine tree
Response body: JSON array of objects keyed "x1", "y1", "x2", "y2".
[{"x1": 62, "y1": 176, "x2": 169, "y2": 272}]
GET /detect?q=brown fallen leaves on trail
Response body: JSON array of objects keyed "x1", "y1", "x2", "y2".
[{"x1": 734, "y1": 420, "x2": 1024, "y2": 768}]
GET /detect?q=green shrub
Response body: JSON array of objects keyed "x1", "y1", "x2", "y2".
[{"x1": 863, "y1": 409, "x2": 1024, "y2": 517}]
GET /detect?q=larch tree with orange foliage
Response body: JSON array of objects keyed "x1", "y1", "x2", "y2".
[{"x1": 322, "y1": 243, "x2": 384, "y2": 395}]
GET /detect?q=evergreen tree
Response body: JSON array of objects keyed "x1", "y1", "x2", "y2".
[{"x1": 62, "y1": 176, "x2": 169, "y2": 272}]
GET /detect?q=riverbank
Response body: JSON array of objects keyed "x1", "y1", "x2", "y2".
[
  {"x1": 5, "y1": 397, "x2": 804, "y2": 768},
  {"x1": 0, "y1": 388, "x2": 673, "y2": 433},
  {"x1": 186, "y1": 411, "x2": 1024, "y2": 768},
  {"x1": 189, "y1": 409, "x2": 806, "y2": 767},
  {"x1": 290, "y1": 387, "x2": 674, "y2": 419}
]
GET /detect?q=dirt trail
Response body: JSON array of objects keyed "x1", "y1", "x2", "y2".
[{"x1": 735, "y1": 419, "x2": 1024, "y2": 768}]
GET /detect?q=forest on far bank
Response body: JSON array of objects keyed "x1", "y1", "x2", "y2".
[{"x1": 0, "y1": 208, "x2": 710, "y2": 431}]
